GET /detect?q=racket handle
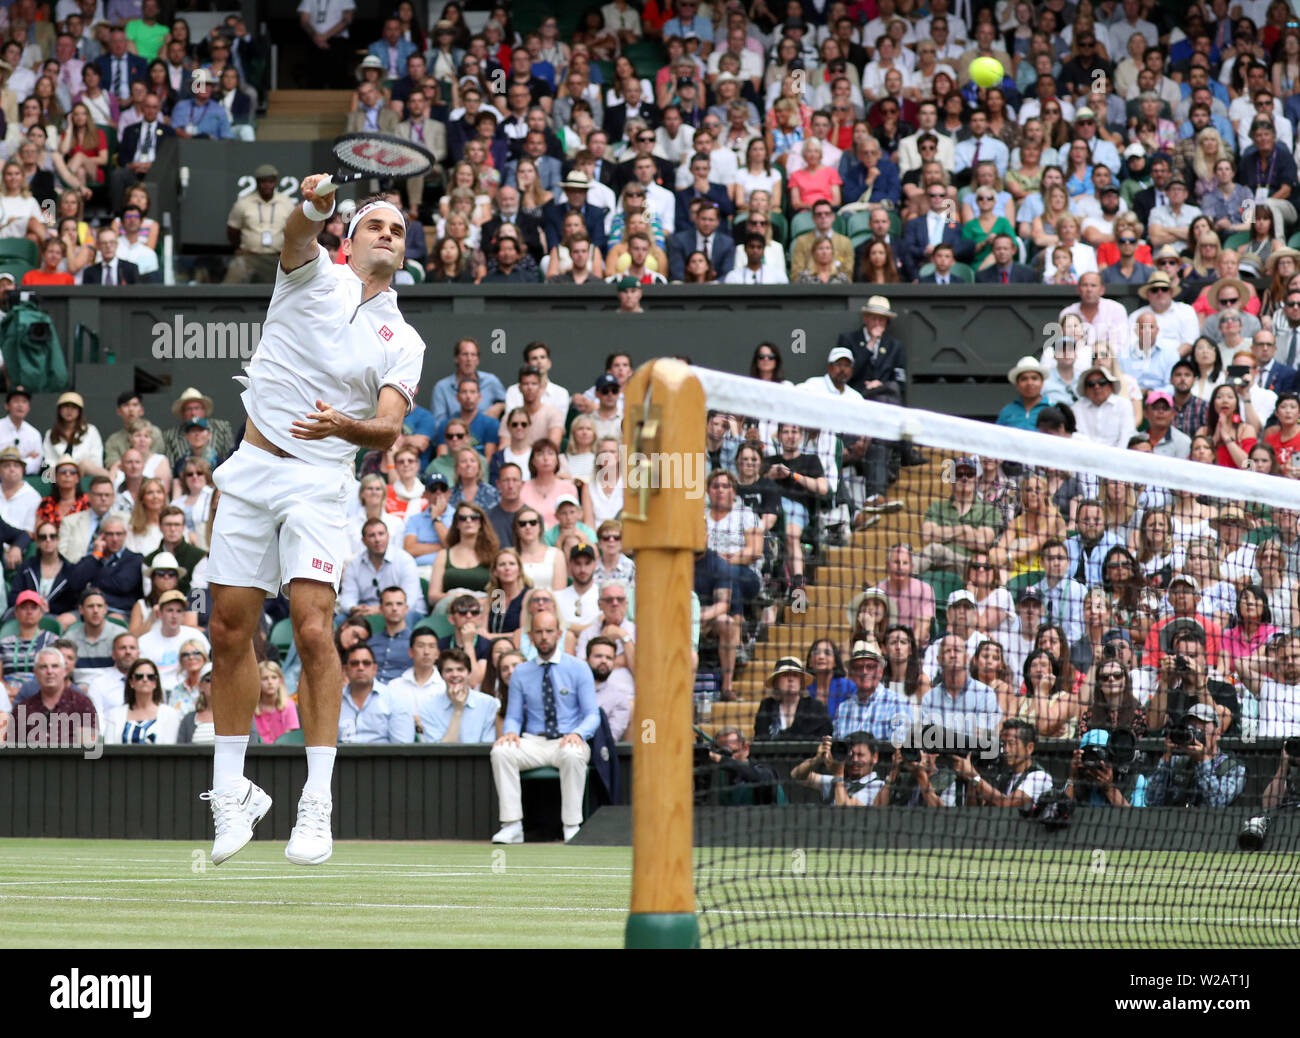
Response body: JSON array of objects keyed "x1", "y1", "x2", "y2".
[{"x1": 313, "y1": 174, "x2": 339, "y2": 198}]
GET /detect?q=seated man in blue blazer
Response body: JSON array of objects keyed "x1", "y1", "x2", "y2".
[
  {"x1": 367, "y1": 18, "x2": 418, "y2": 78},
  {"x1": 1256, "y1": 327, "x2": 1297, "y2": 393},
  {"x1": 540, "y1": 171, "x2": 608, "y2": 251},
  {"x1": 973, "y1": 233, "x2": 1036, "y2": 283},
  {"x1": 917, "y1": 242, "x2": 964, "y2": 283},
  {"x1": 898, "y1": 186, "x2": 972, "y2": 281},
  {"x1": 79, "y1": 515, "x2": 144, "y2": 621},
  {"x1": 93, "y1": 30, "x2": 148, "y2": 99},
  {"x1": 674, "y1": 151, "x2": 734, "y2": 232},
  {"x1": 668, "y1": 200, "x2": 735, "y2": 281}
]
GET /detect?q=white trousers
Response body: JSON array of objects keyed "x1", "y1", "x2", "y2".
[{"x1": 490, "y1": 734, "x2": 591, "y2": 827}]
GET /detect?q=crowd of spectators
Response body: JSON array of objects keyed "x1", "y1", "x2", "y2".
[{"x1": 305, "y1": 0, "x2": 1300, "y2": 295}]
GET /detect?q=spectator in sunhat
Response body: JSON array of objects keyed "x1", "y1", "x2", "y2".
[{"x1": 162, "y1": 387, "x2": 235, "y2": 465}]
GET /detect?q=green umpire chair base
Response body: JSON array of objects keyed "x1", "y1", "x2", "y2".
[{"x1": 519, "y1": 765, "x2": 594, "y2": 842}]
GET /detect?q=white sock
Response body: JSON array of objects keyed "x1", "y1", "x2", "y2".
[
  {"x1": 304, "y1": 746, "x2": 337, "y2": 798},
  {"x1": 213, "y1": 735, "x2": 249, "y2": 794}
]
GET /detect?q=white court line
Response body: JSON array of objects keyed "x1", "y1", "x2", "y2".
[
  {"x1": 0, "y1": 893, "x2": 627, "y2": 912},
  {"x1": 0, "y1": 857, "x2": 633, "y2": 873},
  {"x1": 0, "y1": 873, "x2": 504, "y2": 887},
  {"x1": 0, "y1": 892, "x2": 1290, "y2": 929}
]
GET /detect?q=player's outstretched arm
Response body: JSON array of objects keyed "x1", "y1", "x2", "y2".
[
  {"x1": 280, "y1": 173, "x2": 334, "y2": 274},
  {"x1": 291, "y1": 385, "x2": 407, "y2": 451}
]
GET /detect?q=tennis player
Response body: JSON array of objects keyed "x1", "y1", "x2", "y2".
[{"x1": 201, "y1": 175, "x2": 425, "y2": 866}]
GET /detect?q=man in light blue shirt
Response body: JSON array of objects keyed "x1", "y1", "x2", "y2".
[
  {"x1": 833, "y1": 639, "x2": 913, "y2": 740},
  {"x1": 1031, "y1": 539, "x2": 1088, "y2": 643},
  {"x1": 416, "y1": 647, "x2": 497, "y2": 743},
  {"x1": 171, "y1": 72, "x2": 232, "y2": 139},
  {"x1": 429, "y1": 337, "x2": 507, "y2": 424},
  {"x1": 953, "y1": 108, "x2": 1009, "y2": 178},
  {"x1": 491, "y1": 611, "x2": 599, "y2": 843},
  {"x1": 920, "y1": 634, "x2": 1003, "y2": 739},
  {"x1": 338, "y1": 643, "x2": 416, "y2": 743},
  {"x1": 1121, "y1": 311, "x2": 1182, "y2": 391},
  {"x1": 337, "y1": 518, "x2": 424, "y2": 620}
]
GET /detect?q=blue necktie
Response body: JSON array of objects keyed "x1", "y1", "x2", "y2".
[{"x1": 541, "y1": 662, "x2": 560, "y2": 738}]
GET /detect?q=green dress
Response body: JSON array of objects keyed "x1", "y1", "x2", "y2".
[
  {"x1": 962, "y1": 216, "x2": 1016, "y2": 268},
  {"x1": 443, "y1": 558, "x2": 491, "y2": 593}
]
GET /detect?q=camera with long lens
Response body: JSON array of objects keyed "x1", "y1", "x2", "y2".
[
  {"x1": 1239, "y1": 814, "x2": 1270, "y2": 851},
  {"x1": 830, "y1": 739, "x2": 849, "y2": 763},
  {"x1": 1081, "y1": 728, "x2": 1138, "y2": 772},
  {"x1": 1166, "y1": 722, "x2": 1203, "y2": 753}
]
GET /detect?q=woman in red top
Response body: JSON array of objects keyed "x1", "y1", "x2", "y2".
[
  {"x1": 59, "y1": 102, "x2": 108, "y2": 191},
  {"x1": 1266, "y1": 391, "x2": 1300, "y2": 471},
  {"x1": 1198, "y1": 383, "x2": 1257, "y2": 469},
  {"x1": 21, "y1": 238, "x2": 74, "y2": 285},
  {"x1": 35, "y1": 457, "x2": 88, "y2": 529}
]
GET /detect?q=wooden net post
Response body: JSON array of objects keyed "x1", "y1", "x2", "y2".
[{"x1": 621, "y1": 359, "x2": 705, "y2": 950}]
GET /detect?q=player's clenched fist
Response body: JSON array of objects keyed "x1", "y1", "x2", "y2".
[{"x1": 300, "y1": 174, "x2": 332, "y2": 215}]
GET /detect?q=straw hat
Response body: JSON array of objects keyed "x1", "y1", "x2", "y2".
[
  {"x1": 845, "y1": 587, "x2": 896, "y2": 627},
  {"x1": 1137, "y1": 270, "x2": 1175, "y2": 300},
  {"x1": 1076, "y1": 364, "x2": 1119, "y2": 395},
  {"x1": 1264, "y1": 247, "x2": 1300, "y2": 275},
  {"x1": 56, "y1": 391, "x2": 84, "y2": 409},
  {"x1": 171, "y1": 387, "x2": 214, "y2": 418},
  {"x1": 764, "y1": 656, "x2": 806, "y2": 689},
  {"x1": 1206, "y1": 277, "x2": 1251, "y2": 308},
  {"x1": 861, "y1": 295, "x2": 897, "y2": 318},
  {"x1": 144, "y1": 551, "x2": 188, "y2": 580},
  {"x1": 1008, "y1": 355, "x2": 1050, "y2": 383}
]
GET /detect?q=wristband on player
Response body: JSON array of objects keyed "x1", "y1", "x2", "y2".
[{"x1": 302, "y1": 197, "x2": 335, "y2": 222}]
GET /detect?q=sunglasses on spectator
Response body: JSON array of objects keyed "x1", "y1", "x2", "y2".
[
  {"x1": 757, "y1": 352, "x2": 777, "y2": 359},
  {"x1": 180, "y1": 651, "x2": 203, "y2": 659},
  {"x1": 517, "y1": 518, "x2": 540, "y2": 527},
  {"x1": 637, "y1": 135, "x2": 655, "y2": 142},
  {"x1": 1219, "y1": 295, "x2": 1239, "y2": 304},
  {"x1": 446, "y1": 431, "x2": 467, "y2": 439},
  {"x1": 455, "y1": 513, "x2": 479, "y2": 522},
  {"x1": 508, "y1": 420, "x2": 529, "y2": 428},
  {"x1": 600, "y1": 533, "x2": 621, "y2": 541},
  {"x1": 132, "y1": 673, "x2": 159, "y2": 682},
  {"x1": 1286, "y1": 299, "x2": 1300, "y2": 307},
  {"x1": 969, "y1": 562, "x2": 994, "y2": 570},
  {"x1": 454, "y1": 606, "x2": 482, "y2": 615},
  {"x1": 37, "y1": 533, "x2": 57, "y2": 541},
  {"x1": 1118, "y1": 237, "x2": 1138, "y2": 244}
]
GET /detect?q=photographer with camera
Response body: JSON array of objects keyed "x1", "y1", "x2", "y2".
[
  {"x1": 1145, "y1": 703, "x2": 1246, "y2": 807},
  {"x1": 1146, "y1": 624, "x2": 1237, "y2": 735},
  {"x1": 792, "y1": 732, "x2": 885, "y2": 806},
  {"x1": 1262, "y1": 737, "x2": 1300, "y2": 811},
  {"x1": 1066, "y1": 726, "x2": 1148, "y2": 806},
  {"x1": 1236, "y1": 630, "x2": 1300, "y2": 739},
  {"x1": 875, "y1": 738, "x2": 959, "y2": 807},
  {"x1": 705, "y1": 726, "x2": 782, "y2": 805},
  {"x1": 954, "y1": 719, "x2": 1054, "y2": 808}
]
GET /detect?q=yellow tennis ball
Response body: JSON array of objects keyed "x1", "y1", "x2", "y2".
[{"x1": 970, "y1": 56, "x2": 1005, "y2": 88}]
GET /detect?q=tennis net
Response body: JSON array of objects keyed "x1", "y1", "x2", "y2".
[{"x1": 687, "y1": 366, "x2": 1300, "y2": 949}]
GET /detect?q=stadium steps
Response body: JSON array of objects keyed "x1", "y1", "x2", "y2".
[
  {"x1": 258, "y1": 90, "x2": 355, "y2": 141},
  {"x1": 697, "y1": 448, "x2": 959, "y2": 737}
]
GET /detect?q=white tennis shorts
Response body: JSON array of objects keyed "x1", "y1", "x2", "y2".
[{"x1": 208, "y1": 441, "x2": 356, "y2": 597}]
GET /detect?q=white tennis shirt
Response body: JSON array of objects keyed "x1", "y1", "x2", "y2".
[{"x1": 240, "y1": 246, "x2": 425, "y2": 469}]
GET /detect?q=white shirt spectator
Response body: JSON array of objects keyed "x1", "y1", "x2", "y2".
[
  {"x1": 1075, "y1": 391, "x2": 1137, "y2": 448},
  {"x1": 504, "y1": 380, "x2": 570, "y2": 417},
  {"x1": 1258, "y1": 677, "x2": 1300, "y2": 738},
  {"x1": 1018, "y1": 97, "x2": 1077, "y2": 124},
  {"x1": 643, "y1": 179, "x2": 677, "y2": 236},
  {"x1": 1147, "y1": 202, "x2": 1203, "y2": 236},
  {"x1": 137, "y1": 624, "x2": 210, "y2": 688},
  {"x1": 297, "y1": 0, "x2": 355, "y2": 37},
  {"x1": 555, "y1": 582, "x2": 599, "y2": 629},
  {"x1": 386, "y1": 664, "x2": 445, "y2": 707},
  {"x1": 116, "y1": 235, "x2": 159, "y2": 276},
  {"x1": 706, "y1": 502, "x2": 760, "y2": 571},
  {"x1": 1128, "y1": 300, "x2": 1200, "y2": 358},
  {"x1": 103, "y1": 702, "x2": 182, "y2": 743},
  {"x1": 594, "y1": 664, "x2": 634, "y2": 740},
  {"x1": 0, "y1": 479, "x2": 39, "y2": 533},
  {"x1": 0, "y1": 415, "x2": 43, "y2": 473},
  {"x1": 0, "y1": 193, "x2": 41, "y2": 239},
  {"x1": 674, "y1": 144, "x2": 738, "y2": 189},
  {"x1": 724, "y1": 257, "x2": 788, "y2": 284},
  {"x1": 706, "y1": 48, "x2": 764, "y2": 82},
  {"x1": 783, "y1": 138, "x2": 843, "y2": 175}
]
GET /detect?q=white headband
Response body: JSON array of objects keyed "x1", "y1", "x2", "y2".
[{"x1": 347, "y1": 200, "x2": 406, "y2": 239}]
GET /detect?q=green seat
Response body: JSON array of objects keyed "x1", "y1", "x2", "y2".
[
  {"x1": 1006, "y1": 570, "x2": 1045, "y2": 598},
  {"x1": 414, "y1": 612, "x2": 453, "y2": 640},
  {"x1": 364, "y1": 613, "x2": 386, "y2": 635},
  {"x1": 404, "y1": 260, "x2": 425, "y2": 283},
  {"x1": 270, "y1": 616, "x2": 294, "y2": 658},
  {"x1": 522, "y1": 766, "x2": 560, "y2": 780},
  {"x1": 623, "y1": 40, "x2": 666, "y2": 79},
  {"x1": 275, "y1": 727, "x2": 305, "y2": 745},
  {"x1": 843, "y1": 210, "x2": 877, "y2": 239},
  {"x1": 918, "y1": 261, "x2": 975, "y2": 283},
  {"x1": 0, "y1": 615, "x2": 61, "y2": 637},
  {"x1": 789, "y1": 210, "x2": 816, "y2": 241},
  {"x1": 1223, "y1": 231, "x2": 1251, "y2": 250},
  {"x1": 0, "y1": 261, "x2": 32, "y2": 283},
  {"x1": 919, "y1": 569, "x2": 963, "y2": 607},
  {"x1": 768, "y1": 210, "x2": 789, "y2": 246},
  {"x1": 0, "y1": 239, "x2": 37, "y2": 268},
  {"x1": 1288, "y1": 231, "x2": 1300, "y2": 250},
  {"x1": 23, "y1": 474, "x2": 45, "y2": 494}
]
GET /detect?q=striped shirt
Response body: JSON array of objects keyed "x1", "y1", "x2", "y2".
[{"x1": 833, "y1": 684, "x2": 914, "y2": 740}]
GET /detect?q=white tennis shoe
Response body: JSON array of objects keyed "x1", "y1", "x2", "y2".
[
  {"x1": 202, "y1": 780, "x2": 272, "y2": 866},
  {"x1": 491, "y1": 821, "x2": 524, "y2": 844},
  {"x1": 285, "y1": 792, "x2": 334, "y2": 865}
]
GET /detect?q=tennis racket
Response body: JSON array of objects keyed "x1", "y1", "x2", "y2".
[{"x1": 312, "y1": 132, "x2": 436, "y2": 198}]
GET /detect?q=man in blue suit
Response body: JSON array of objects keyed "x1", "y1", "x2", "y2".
[
  {"x1": 540, "y1": 171, "x2": 608, "y2": 251},
  {"x1": 490, "y1": 611, "x2": 599, "y2": 843},
  {"x1": 674, "y1": 152, "x2": 734, "y2": 232},
  {"x1": 367, "y1": 18, "x2": 417, "y2": 79},
  {"x1": 899, "y1": 187, "x2": 972, "y2": 281},
  {"x1": 94, "y1": 28, "x2": 148, "y2": 102},
  {"x1": 973, "y1": 234, "x2": 1036, "y2": 283},
  {"x1": 1254, "y1": 328, "x2": 1296, "y2": 393},
  {"x1": 82, "y1": 516, "x2": 144, "y2": 620},
  {"x1": 668, "y1": 201, "x2": 734, "y2": 281}
]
